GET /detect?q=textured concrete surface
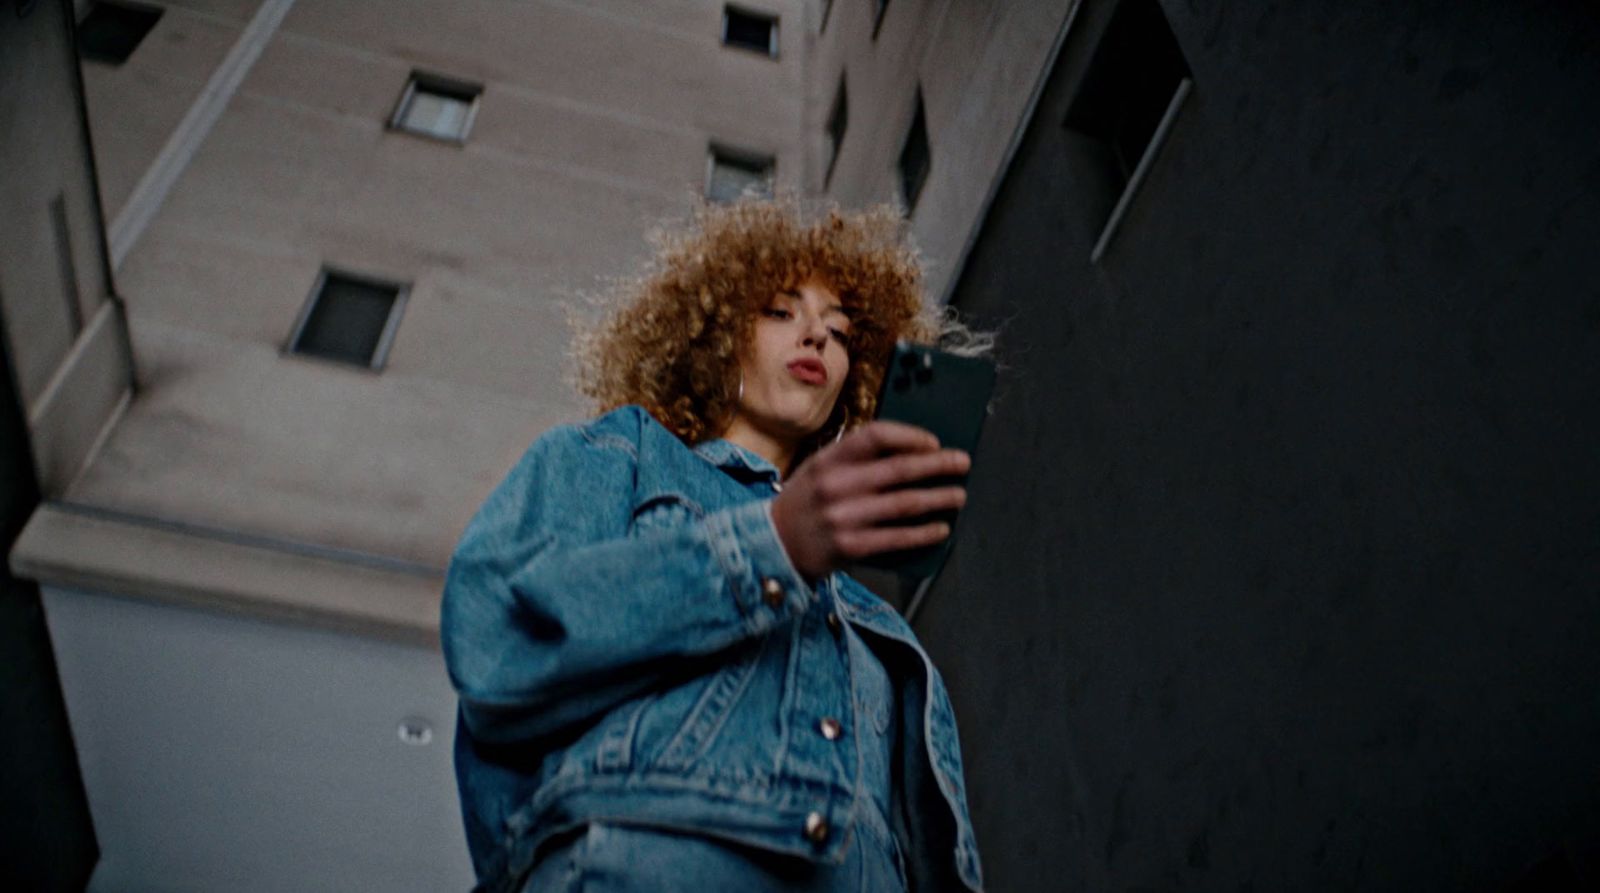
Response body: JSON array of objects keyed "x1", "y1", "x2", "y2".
[
  {"x1": 811, "y1": 0, "x2": 1075, "y2": 303},
  {"x1": 73, "y1": 0, "x2": 813, "y2": 573},
  {"x1": 0, "y1": 2, "x2": 111, "y2": 885},
  {"x1": 924, "y1": 1, "x2": 1600, "y2": 890},
  {"x1": 63, "y1": 0, "x2": 1065, "y2": 610},
  {"x1": 44, "y1": 584, "x2": 471, "y2": 891}
]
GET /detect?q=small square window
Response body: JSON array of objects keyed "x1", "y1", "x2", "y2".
[
  {"x1": 897, "y1": 92, "x2": 930, "y2": 213},
  {"x1": 287, "y1": 269, "x2": 408, "y2": 370},
  {"x1": 389, "y1": 72, "x2": 482, "y2": 143},
  {"x1": 77, "y1": 0, "x2": 163, "y2": 66},
  {"x1": 1063, "y1": 0, "x2": 1192, "y2": 260},
  {"x1": 723, "y1": 5, "x2": 778, "y2": 57},
  {"x1": 706, "y1": 146, "x2": 775, "y2": 203},
  {"x1": 825, "y1": 74, "x2": 848, "y2": 187}
]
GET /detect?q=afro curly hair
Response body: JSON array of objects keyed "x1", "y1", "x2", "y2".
[{"x1": 571, "y1": 196, "x2": 990, "y2": 451}]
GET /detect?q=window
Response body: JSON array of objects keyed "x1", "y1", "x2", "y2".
[
  {"x1": 706, "y1": 146, "x2": 775, "y2": 203},
  {"x1": 1063, "y1": 0, "x2": 1192, "y2": 261},
  {"x1": 389, "y1": 72, "x2": 483, "y2": 143},
  {"x1": 723, "y1": 5, "x2": 778, "y2": 57},
  {"x1": 287, "y1": 269, "x2": 409, "y2": 370},
  {"x1": 897, "y1": 91, "x2": 930, "y2": 213},
  {"x1": 77, "y1": 0, "x2": 162, "y2": 65},
  {"x1": 872, "y1": 0, "x2": 890, "y2": 38},
  {"x1": 825, "y1": 74, "x2": 848, "y2": 187}
]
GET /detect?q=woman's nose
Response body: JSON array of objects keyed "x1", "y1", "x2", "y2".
[{"x1": 798, "y1": 315, "x2": 828, "y2": 348}]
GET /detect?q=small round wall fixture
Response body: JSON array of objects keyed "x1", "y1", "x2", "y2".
[{"x1": 397, "y1": 716, "x2": 434, "y2": 746}]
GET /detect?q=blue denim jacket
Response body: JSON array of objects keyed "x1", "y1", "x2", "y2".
[{"x1": 440, "y1": 405, "x2": 984, "y2": 892}]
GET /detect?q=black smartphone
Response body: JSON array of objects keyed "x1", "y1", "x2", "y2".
[{"x1": 860, "y1": 341, "x2": 997, "y2": 579}]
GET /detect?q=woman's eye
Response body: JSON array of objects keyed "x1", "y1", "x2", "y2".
[
  {"x1": 828, "y1": 328, "x2": 849, "y2": 342},
  {"x1": 762, "y1": 308, "x2": 791, "y2": 320}
]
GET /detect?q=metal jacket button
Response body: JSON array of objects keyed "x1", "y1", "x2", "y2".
[
  {"x1": 761, "y1": 577, "x2": 785, "y2": 608},
  {"x1": 804, "y1": 811, "x2": 830, "y2": 844},
  {"x1": 818, "y1": 717, "x2": 842, "y2": 740}
]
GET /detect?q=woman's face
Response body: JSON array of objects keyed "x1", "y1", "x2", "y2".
[{"x1": 734, "y1": 274, "x2": 852, "y2": 443}]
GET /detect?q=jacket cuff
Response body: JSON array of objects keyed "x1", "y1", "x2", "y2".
[{"x1": 704, "y1": 499, "x2": 814, "y2": 629}]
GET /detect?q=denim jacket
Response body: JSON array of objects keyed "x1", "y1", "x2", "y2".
[{"x1": 440, "y1": 405, "x2": 983, "y2": 892}]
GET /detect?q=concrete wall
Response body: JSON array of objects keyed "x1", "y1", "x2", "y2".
[
  {"x1": 923, "y1": 1, "x2": 1600, "y2": 889},
  {"x1": 809, "y1": 0, "x2": 1075, "y2": 303},
  {"x1": 71, "y1": 0, "x2": 812, "y2": 572},
  {"x1": 78, "y1": 0, "x2": 257, "y2": 221},
  {"x1": 0, "y1": 0, "x2": 134, "y2": 498},
  {"x1": 48, "y1": 0, "x2": 1069, "y2": 619},
  {"x1": 0, "y1": 2, "x2": 112, "y2": 885},
  {"x1": 44, "y1": 584, "x2": 471, "y2": 892}
]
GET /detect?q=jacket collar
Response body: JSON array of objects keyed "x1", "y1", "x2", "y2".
[{"x1": 691, "y1": 438, "x2": 781, "y2": 483}]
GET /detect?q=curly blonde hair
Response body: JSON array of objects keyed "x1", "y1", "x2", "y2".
[{"x1": 572, "y1": 196, "x2": 988, "y2": 448}]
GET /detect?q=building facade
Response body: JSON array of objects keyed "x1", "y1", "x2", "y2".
[{"x1": 4, "y1": 0, "x2": 1071, "y2": 888}]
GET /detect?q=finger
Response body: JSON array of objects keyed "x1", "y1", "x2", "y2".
[
  {"x1": 826, "y1": 448, "x2": 971, "y2": 495},
  {"x1": 830, "y1": 420, "x2": 941, "y2": 462},
  {"x1": 826, "y1": 486, "x2": 966, "y2": 528},
  {"x1": 835, "y1": 521, "x2": 953, "y2": 559}
]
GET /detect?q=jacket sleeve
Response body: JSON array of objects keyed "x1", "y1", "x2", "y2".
[{"x1": 440, "y1": 418, "x2": 813, "y2": 745}]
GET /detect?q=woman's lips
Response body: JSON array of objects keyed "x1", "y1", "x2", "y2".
[{"x1": 786, "y1": 358, "x2": 828, "y2": 386}]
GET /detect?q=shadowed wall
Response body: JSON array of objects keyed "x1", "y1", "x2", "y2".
[{"x1": 920, "y1": 1, "x2": 1600, "y2": 889}]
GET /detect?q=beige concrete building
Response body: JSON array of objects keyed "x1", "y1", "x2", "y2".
[{"x1": 5, "y1": 0, "x2": 1074, "y2": 887}]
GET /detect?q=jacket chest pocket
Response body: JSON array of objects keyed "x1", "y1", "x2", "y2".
[{"x1": 629, "y1": 493, "x2": 702, "y2": 535}]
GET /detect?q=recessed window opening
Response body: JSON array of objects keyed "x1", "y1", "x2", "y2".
[
  {"x1": 390, "y1": 72, "x2": 483, "y2": 143},
  {"x1": 706, "y1": 145, "x2": 776, "y2": 203},
  {"x1": 723, "y1": 5, "x2": 778, "y2": 57},
  {"x1": 77, "y1": 0, "x2": 163, "y2": 65},
  {"x1": 1064, "y1": 0, "x2": 1193, "y2": 262},
  {"x1": 287, "y1": 269, "x2": 409, "y2": 370},
  {"x1": 825, "y1": 74, "x2": 848, "y2": 187},
  {"x1": 897, "y1": 91, "x2": 930, "y2": 214}
]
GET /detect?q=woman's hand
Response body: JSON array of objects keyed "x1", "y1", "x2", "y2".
[{"x1": 771, "y1": 421, "x2": 970, "y2": 580}]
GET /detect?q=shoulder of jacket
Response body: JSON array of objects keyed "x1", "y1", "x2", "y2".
[{"x1": 561, "y1": 404, "x2": 679, "y2": 462}]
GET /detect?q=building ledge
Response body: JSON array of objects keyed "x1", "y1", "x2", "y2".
[{"x1": 10, "y1": 502, "x2": 445, "y2": 647}]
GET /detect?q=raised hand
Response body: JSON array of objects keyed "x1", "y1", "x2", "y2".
[{"x1": 770, "y1": 420, "x2": 970, "y2": 580}]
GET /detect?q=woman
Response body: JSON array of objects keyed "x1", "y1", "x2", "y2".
[{"x1": 441, "y1": 199, "x2": 987, "y2": 892}]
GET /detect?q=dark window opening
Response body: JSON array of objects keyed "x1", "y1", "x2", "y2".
[
  {"x1": 77, "y1": 1, "x2": 162, "y2": 65},
  {"x1": 1063, "y1": 0, "x2": 1191, "y2": 193},
  {"x1": 707, "y1": 146, "x2": 776, "y2": 203},
  {"x1": 390, "y1": 72, "x2": 483, "y2": 143},
  {"x1": 723, "y1": 6, "x2": 778, "y2": 57},
  {"x1": 825, "y1": 74, "x2": 848, "y2": 187},
  {"x1": 288, "y1": 270, "x2": 407, "y2": 370},
  {"x1": 898, "y1": 92, "x2": 930, "y2": 213}
]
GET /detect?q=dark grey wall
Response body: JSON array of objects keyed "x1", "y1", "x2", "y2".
[
  {"x1": 921, "y1": 1, "x2": 1600, "y2": 890},
  {"x1": 0, "y1": 320, "x2": 97, "y2": 890},
  {"x1": 0, "y1": 1, "x2": 102, "y2": 886}
]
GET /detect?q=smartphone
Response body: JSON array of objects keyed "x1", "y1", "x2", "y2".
[{"x1": 860, "y1": 341, "x2": 997, "y2": 579}]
